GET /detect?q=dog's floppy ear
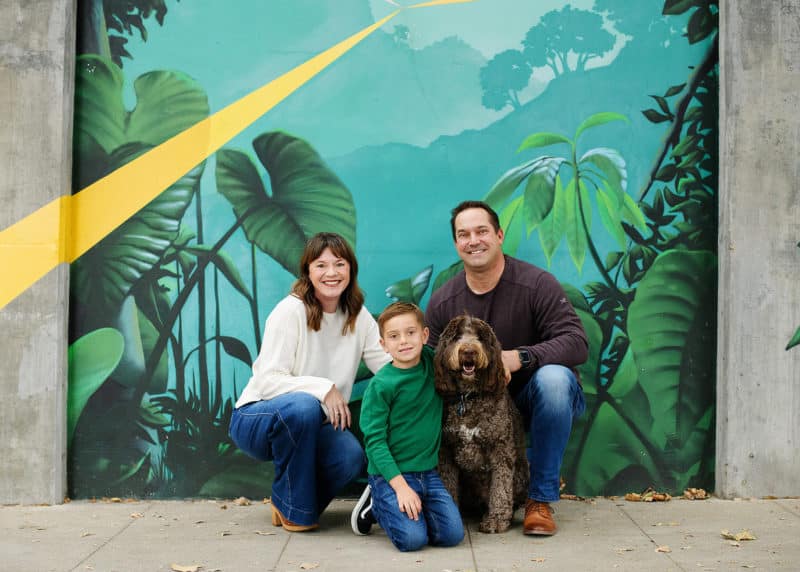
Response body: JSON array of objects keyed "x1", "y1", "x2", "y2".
[
  {"x1": 434, "y1": 316, "x2": 464, "y2": 396},
  {"x1": 477, "y1": 318, "x2": 506, "y2": 394}
]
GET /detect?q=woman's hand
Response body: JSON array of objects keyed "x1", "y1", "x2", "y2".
[
  {"x1": 323, "y1": 385, "x2": 351, "y2": 430},
  {"x1": 389, "y1": 475, "x2": 422, "y2": 521}
]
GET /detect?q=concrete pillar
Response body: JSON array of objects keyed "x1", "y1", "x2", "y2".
[
  {"x1": 0, "y1": 1, "x2": 75, "y2": 504},
  {"x1": 717, "y1": 1, "x2": 800, "y2": 497}
]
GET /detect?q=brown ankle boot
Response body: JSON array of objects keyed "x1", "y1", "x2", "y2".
[
  {"x1": 271, "y1": 503, "x2": 319, "y2": 532},
  {"x1": 523, "y1": 499, "x2": 556, "y2": 536}
]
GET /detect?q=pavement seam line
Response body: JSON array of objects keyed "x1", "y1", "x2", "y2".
[
  {"x1": 618, "y1": 503, "x2": 689, "y2": 572},
  {"x1": 271, "y1": 523, "x2": 294, "y2": 570},
  {"x1": 69, "y1": 501, "x2": 153, "y2": 572},
  {"x1": 466, "y1": 524, "x2": 479, "y2": 571}
]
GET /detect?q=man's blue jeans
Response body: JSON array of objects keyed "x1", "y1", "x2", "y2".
[
  {"x1": 514, "y1": 364, "x2": 586, "y2": 503},
  {"x1": 368, "y1": 470, "x2": 464, "y2": 552},
  {"x1": 229, "y1": 392, "x2": 365, "y2": 526}
]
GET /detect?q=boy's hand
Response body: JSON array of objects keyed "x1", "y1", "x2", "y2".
[{"x1": 389, "y1": 476, "x2": 422, "y2": 520}]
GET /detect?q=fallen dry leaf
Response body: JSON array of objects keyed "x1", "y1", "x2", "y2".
[
  {"x1": 684, "y1": 488, "x2": 709, "y2": 500},
  {"x1": 254, "y1": 530, "x2": 276, "y2": 536},
  {"x1": 299, "y1": 563, "x2": 320, "y2": 570},
  {"x1": 130, "y1": 512, "x2": 144, "y2": 519},
  {"x1": 532, "y1": 557, "x2": 546, "y2": 563},
  {"x1": 80, "y1": 531, "x2": 93, "y2": 538},
  {"x1": 721, "y1": 529, "x2": 756, "y2": 541},
  {"x1": 614, "y1": 547, "x2": 634, "y2": 554},
  {"x1": 655, "y1": 545, "x2": 671, "y2": 553},
  {"x1": 626, "y1": 488, "x2": 671, "y2": 502},
  {"x1": 625, "y1": 493, "x2": 642, "y2": 502},
  {"x1": 220, "y1": 531, "x2": 232, "y2": 536},
  {"x1": 233, "y1": 496, "x2": 251, "y2": 506},
  {"x1": 109, "y1": 497, "x2": 122, "y2": 503},
  {"x1": 219, "y1": 504, "x2": 228, "y2": 510},
  {"x1": 652, "y1": 521, "x2": 680, "y2": 527},
  {"x1": 170, "y1": 565, "x2": 201, "y2": 572}
]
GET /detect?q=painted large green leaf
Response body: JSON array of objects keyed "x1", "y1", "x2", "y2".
[
  {"x1": 572, "y1": 402, "x2": 660, "y2": 496},
  {"x1": 579, "y1": 147, "x2": 627, "y2": 196},
  {"x1": 574, "y1": 112, "x2": 628, "y2": 141},
  {"x1": 385, "y1": 265, "x2": 433, "y2": 304},
  {"x1": 499, "y1": 196, "x2": 524, "y2": 255},
  {"x1": 484, "y1": 156, "x2": 548, "y2": 209},
  {"x1": 538, "y1": 175, "x2": 566, "y2": 266},
  {"x1": 574, "y1": 308, "x2": 603, "y2": 395},
  {"x1": 216, "y1": 132, "x2": 356, "y2": 276},
  {"x1": 72, "y1": 144, "x2": 204, "y2": 311},
  {"x1": 628, "y1": 250, "x2": 716, "y2": 449},
  {"x1": 71, "y1": 55, "x2": 210, "y2": 312},
  {"x1": 523, "y1": 156, "x2": 566, "y2": 233},
  {"x1": 67, "y1": 328, "x2": 125, "y2": 444}
]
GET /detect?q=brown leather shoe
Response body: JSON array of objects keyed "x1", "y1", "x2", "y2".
[{"x1": 523, "y1": 499, "x2": 556, "y2": 536}]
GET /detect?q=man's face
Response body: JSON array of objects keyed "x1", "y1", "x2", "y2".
[{"x1": 453, "y1": 208, "x2": 504, "y2": 271}]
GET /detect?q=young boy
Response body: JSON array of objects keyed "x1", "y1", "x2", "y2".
[{"x1": 351, "y1": 302, "x2": 464, "y2": 552}]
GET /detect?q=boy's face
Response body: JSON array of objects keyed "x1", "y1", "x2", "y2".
[{"x1": 380, "y1": 313, "x2": 429, "y2": 369}]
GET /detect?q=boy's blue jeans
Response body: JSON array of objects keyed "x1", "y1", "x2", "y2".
[
  {"x1": 229, "y1": 392, "x2": 365, "y2": 526},
  {"x1": 514, "y1": 364, "x2": 586, "y2": 503},
  {"x1": 368, "y1": 470, "x2": 464, "y2": 552}
]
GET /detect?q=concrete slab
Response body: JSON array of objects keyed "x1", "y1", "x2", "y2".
[{"x1": 1, "y1": 497, "x2": 798, "y2": 571}]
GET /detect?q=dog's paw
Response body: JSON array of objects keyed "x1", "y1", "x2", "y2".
[{"x1": 478, "y1": 515, "x2": 512, "y2": 534}]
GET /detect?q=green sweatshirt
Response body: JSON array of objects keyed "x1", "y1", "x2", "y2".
[{"x1": 360, "y1": 345, "x2": 442, "y2": 481}]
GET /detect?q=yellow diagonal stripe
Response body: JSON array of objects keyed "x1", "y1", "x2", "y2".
[{"x1": 0, "y1": 0, "x2": 474, "y2": 311}]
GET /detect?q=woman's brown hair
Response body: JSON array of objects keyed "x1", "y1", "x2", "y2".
[{"x1": 291, "y1": 232, "x2": 364, "y2": 334}]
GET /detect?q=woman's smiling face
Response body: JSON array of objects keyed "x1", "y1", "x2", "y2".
[{"x1": 309, "y1": 247, "x2": 351, "y2": 312}]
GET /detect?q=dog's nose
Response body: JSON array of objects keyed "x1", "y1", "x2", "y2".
[{"x1": 461, "y1": 348, "x2": 476, "y2": 361}]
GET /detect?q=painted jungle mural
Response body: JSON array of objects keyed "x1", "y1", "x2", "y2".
[{"x1": 67, "y1": 0, "x2": 719, "y2": 499}]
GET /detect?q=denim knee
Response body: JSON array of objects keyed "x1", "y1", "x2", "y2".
[{"x1": 391, "y1": 525, "x2": 429, "y2": 552}]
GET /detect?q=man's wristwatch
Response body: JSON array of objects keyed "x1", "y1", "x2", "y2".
[{"x1": 517, "y1": 348, "x2": 534, "y2": 369}]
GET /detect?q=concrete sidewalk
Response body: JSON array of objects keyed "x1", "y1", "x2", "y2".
[{"x1": 2, "y1": 496, "x2": 798, "y2": 571}]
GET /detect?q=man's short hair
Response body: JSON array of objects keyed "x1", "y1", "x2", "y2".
[
  {"x1": 378, "y1": 302, "x2": 425, "y2": 337},
  {"x1": 449, "y1": 200, "x2": 501, "y2": 240}
]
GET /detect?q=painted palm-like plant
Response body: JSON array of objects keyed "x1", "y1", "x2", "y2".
[{"x1": 484, "y1": 112, "x2": 647, "y2": 282}]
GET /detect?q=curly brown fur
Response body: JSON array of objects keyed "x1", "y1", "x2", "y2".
[{"x1": 434, "y1": 315, "x2": 529, "y2": 533}]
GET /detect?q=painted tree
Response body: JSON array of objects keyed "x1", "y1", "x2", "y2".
[
  {"x1": 479, "y1": 49, "x2": 532, "y2": 111},
  {"x1": 522, "y1": 6, "x2": 615, "y2": 76}
]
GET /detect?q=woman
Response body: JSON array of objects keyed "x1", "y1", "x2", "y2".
[{"x1": 229, "y1": 232, "x2": 390, "y2": 531}]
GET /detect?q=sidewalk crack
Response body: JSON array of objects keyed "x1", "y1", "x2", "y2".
[
  {"x1": 618, "y1": 505, "x2": 688, "y2": 572},
  {"x1": 69, "y1": 501, "x2": 153, "y2": 572}
]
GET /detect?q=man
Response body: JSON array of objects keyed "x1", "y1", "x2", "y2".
[{"x1": 425, "y1": 200, "x2": 588, "y2": 536}]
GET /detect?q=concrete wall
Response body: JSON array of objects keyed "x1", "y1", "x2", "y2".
[
  {"x1": 0, "y1": 0, "x2": 74, "y2": 504},
  {"x1": 717, "y1": 1, "x2": 800, "y2": 498}
]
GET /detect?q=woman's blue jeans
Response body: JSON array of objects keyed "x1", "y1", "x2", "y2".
[
  {"x1": 368, "y1": 470, "x2": 464, "y2": 552},
  {"x1": 513, "y1": 364, "x2": 586, "y2": 503},
  {"x1": 229, "y1": 392, "x2": 365, "y2": 526}
]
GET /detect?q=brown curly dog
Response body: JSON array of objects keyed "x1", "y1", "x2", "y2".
[{"x1": 434, "y1": 315, "x2": 529, "y2": 534}]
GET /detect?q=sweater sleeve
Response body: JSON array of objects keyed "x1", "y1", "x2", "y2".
[
  {"x1": 235, "y1": 298, "x2": 334, "y2": 408},
  {"x1": 525, "y1": 272, "x2": 588, "y2": 368},
  {"x1": 359, "y1": 307, "x2": 391, "y2": 374},
  {"x1": 360, "y1": 375, "x2": 401, "y2": 481}
]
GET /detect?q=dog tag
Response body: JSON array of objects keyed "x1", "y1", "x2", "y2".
[{"x1": 457, "y1": 394, "x2": 466, "y2": 417}]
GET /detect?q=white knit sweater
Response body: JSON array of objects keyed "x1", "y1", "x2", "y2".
[{"x1": 235, "y1": 295, "x2": 390, "y2": 414}]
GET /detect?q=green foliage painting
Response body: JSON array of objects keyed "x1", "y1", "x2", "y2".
[{"x1": 68, "y1": 0, "x2": 718, "y2": 499}]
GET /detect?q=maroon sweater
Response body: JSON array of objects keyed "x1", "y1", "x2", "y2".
[{"x1": 425, "y1": 256, "x2": 588, "y2": 397}]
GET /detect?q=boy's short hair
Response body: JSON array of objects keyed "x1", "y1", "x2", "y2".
[{"x1": 378, "y1": 302, "x2": 425, "y2": 336}]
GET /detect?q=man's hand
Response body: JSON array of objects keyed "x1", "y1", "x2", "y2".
[
  {"x1": 501, "y1": 349, "x2": 521, "y2": 385},
  {"x1": 323, "y1": 385, "x2": 351, "y2": 430},
  {"x1": 389, "y1": 475, "x2": 422, "y2": 520}
]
